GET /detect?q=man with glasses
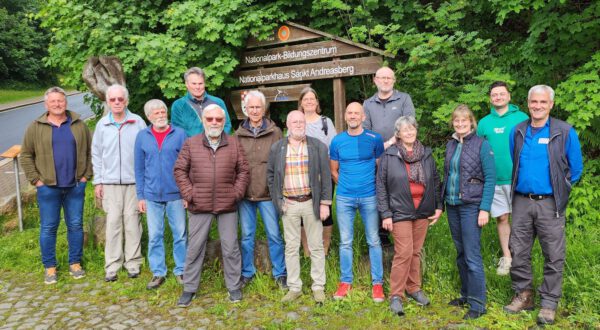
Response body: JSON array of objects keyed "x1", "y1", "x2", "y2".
[
  {"x1": 363, "y1": 66, "x2": 416, "y2": 247},
  {"x1": 92, "y1": 84, "x2": 147, "y2": 282},
  {"x1": 171, "y1": 66, "x2": 232, "y2": 137},
  {"x1": 174, "y1": 104, "x2": 249, "y2": 307}
]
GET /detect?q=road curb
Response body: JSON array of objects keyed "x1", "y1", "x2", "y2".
[{"x1": 0, "y1": 91, "x2": 83, "y2": 113}]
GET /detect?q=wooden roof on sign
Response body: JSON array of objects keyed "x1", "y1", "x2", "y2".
[{"x1": 247, "y1": 22, "x2": 392, "y2": 58}]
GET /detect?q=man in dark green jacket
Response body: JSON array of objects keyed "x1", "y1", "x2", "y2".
[
  {"x1": 20, "y1": 87, "x2": 93, "y2": 285},
  {"x1": 477, "y1": 81, "x2": 528, "y2": 276}
]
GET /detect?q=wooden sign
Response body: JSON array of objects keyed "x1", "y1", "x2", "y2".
[
  {"x1": 230, "y1": 84, "x2": 311, "y2": 119},
  {"x1": 246, "y1": 25, "x2": 321, "y2": 48},
  {"x1": 240, "y1": 40, "x2": 368, "y2": 68},
  {"x1": 237, "y1": 56, "x2": 382, "y2": 87}
]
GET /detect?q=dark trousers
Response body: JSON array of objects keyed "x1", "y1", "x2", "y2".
[
  {"x1": 510, "y1": 194, "x2": 566, "y2": 309},
  {"x1": 447, "y1": 203, "x2": 487, "y2": 313},
  {"x1": 183, "y1": 212, "x2": 241, "y2": 293}
]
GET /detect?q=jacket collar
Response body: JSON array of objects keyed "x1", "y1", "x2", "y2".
[
  {"x1": 202, "y1": 131, "x2": 229, "y2": 148},
  {"x1": 451, "y1": 130, "x2": 476, "y2": 142}
]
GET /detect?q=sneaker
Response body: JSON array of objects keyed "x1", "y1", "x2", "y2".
[
  {"x1": 127, "y1": 271, "x2": 140, "y2": 279},
  {"x1": 177, "y1": 291, "x2": 196, "y2": 308},
  {"x1": 390, "y1": 296, "x2": 404, "y2": 316},
  {"x1": 372, "y1": 284, "x2": 385, "y2": 303},
  {"x1": 68, "y1": 263, "x2": 86, "y2": 279},
  {"x1": 537, "y1": 308, "x2": 556, "y2": 325},
  {"x1": 448, "y1": 297, "x2": 468, "y2": 307},
  {"x1": 229, "y1": 289, "x2": 242, "y2": 303},
  {"x1": 44, "y1": 267, "x2": 57, "y2": 285},
  {"x1": 146, "y1": 276, "x2": 165, "y2": 290},
  {"x1": 275, "y1": 276, "x2": 288, "y2": 290},
  {"x1": 464, "y1": 309, "x2": 486, "y2": 320},
  {"x1": 313, "y1": 289, "x2": 326, "y2": 304},
  {"x1": 497, "y1": 257, "x2": 512, "y2": 276},
  {"x1": 104, "y1": 273, "x2": 118, "y2": 282},
  {"x1": 281, "y1": 290, "x2": 302, "y2": 303},
  {"x1": 240, "y1": 275, "x2": 254, "y2": 288},
  {"x1": 175, "y1": 275, "x2": 184, "y2": 285},
  {"x1": 333, "y1": 283, "x2": 352, "y2": 300},
  {"x1": 503, "y1": 290, "x2": 534, "y2": 314},
  {"x1": 408, "y1": 290, "x2": 430, "y2": 306}
]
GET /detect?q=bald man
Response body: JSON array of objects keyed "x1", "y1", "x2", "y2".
[
  {"x1": 363, "y1": 66, "x2": 416, "y2": 248},
  {"x1": 330, "y1": 103, "x2": 385, "y2": 302},
  {"x1": 267, "y1": 110, "x2": 332, "y2": 304}
]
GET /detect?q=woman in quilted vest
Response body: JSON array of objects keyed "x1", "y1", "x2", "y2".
[{"x1": 442, "y1": 104, "x2": 496, "y2": 320}]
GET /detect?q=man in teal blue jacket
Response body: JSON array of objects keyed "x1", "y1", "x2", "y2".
[
  {"x1": 477, "y1": 81, "x2": 528, "y2": 276},
  {"x1": 171, "y1": 67, "x2": 232, "y2": 137}
]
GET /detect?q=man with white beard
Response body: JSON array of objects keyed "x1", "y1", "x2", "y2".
[
  {"x1": 134, "y1": 99, "x2": 188, "y2": 290},
  {"x1": 173, "y1": 104, "x2": 249, "y2": 307}
]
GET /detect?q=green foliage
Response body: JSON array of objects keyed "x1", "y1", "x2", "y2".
[
  {"x1": 0, "y1": 0, "x2": 55, "y2": 85},
  {"x1": 37, "y1": 0, "x2": 599, "y2": 154}
]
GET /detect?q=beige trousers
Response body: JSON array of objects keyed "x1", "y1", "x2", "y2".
[{"x1": 102, "y1": 184, "x2": 143, "y2": 275}]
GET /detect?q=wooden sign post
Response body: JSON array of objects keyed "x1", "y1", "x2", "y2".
[{"x1": 232, "y1": 22, "x2": 391, "y2": 132}]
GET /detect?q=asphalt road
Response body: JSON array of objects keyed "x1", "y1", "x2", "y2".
[{"x1": 0, "y1": 93, "x2": 94, "y2": 154}]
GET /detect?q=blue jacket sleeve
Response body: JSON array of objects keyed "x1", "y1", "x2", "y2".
[
  {"x1": 479, "y1": 141, "x2": 496, "y2": 212},
  {"x1": 566, "y1": 127, "x2": 584, "y2": 183},
  {"x1": 133, "y1": 131, "x2": 145, "y2": 200}
]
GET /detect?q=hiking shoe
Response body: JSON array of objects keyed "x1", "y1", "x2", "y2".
[
  {"x1": 281, "y1": 290, "x2": 302, "y2": 303},
  {"x1": 390, "y1": 296, "x2": 404, "y2": 316},
  {"x1": 496, "y1": 257, "x2": 512, "y2": 276},
  {"x1": 175, "y1": 275, "x2": 184, "y2": 285},
  {"x1": 503, "y1": 290, "x2": 534, "y2": 313},
  {"x1": 229, "y1": 289, "x2": 243, "y2": 303},
  {"x1": 44, "y1": 267, "x2": 57, "y2": 285},
  {"x1": 408, "y1": 290, "x2": 430, "y2": 306},
  {"x1": 372, "y1": 284, "x2": 385, "y2": 303},
  {"x1": 313, "y1": 289, "x2": 326, "y2": 304},
  {"x1": 240, "y1": 275, "x2": 254, "y2": 288},
  {"x1": 104, "y1": 273, "x2": 117, "y2": 282},
  {"x1": 146, "y1": 276, "x2": 165, "y2": 290},
  {"x1": 177, "y1": 291, "x2": 196, "y2": 308},
  {"x1": 448, "y1": 297, "x2": 468, "y2": 307},
  {"x1": 275, "y1": 276, "x2": 288, "y2": 290},
  {"x1": 333, "y1": 283, "x2": 352, "y2": 300},
  {"x1": 464, "y1": 309, "x2": 486, "y2": 320},
  {"x1": 69, "y1": 263, "x2": 86, "y2": 279},
  {"x1": 537, "y1": 308, "x2": 556, "y2": 325},
  {"x1": 127, "y1": 271, "x2": 140, "y2": 279}
]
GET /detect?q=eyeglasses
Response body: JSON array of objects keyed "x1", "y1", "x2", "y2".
[
  {"x1": 205, "y1": 117, "x2": 224, "y2": 123},
  {"x1": 108, "y1": 97, "x2": 125, "y2": 103},
  {"x1": 375, "y1": 76, "x2": 394, "y2": 81}
]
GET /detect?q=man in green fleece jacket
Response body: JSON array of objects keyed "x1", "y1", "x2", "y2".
[{"x1": 477, "y1": 81, "x2": 528, "y2": 276}]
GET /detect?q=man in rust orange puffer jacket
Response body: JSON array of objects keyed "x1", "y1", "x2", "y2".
[{"x1": 173, "y1": 104, "x2": 250, "y2": 307}]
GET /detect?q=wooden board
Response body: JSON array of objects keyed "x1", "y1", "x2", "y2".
[
  {"x1": 236, "y1": 56, "x2": 382, "y2": 87},
  {"x1": 230, "y1": 84, "x2": 311, "y2": 119},
  {"x1": 246, "y1": 25, "x2": 321, "y2": 48},
  {"x1": 240, "y1": 40, "x2": 368, "y2": 68},
  {"x1": 1, "y1": 145, "x2": 21, "y2": 159}
]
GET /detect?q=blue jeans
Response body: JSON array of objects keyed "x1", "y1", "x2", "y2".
[
  {"x1": 239, "y1": 199, "x2": 286, "y2": 278},
  {"x1": 336, "y1": 195, "x2": 383, "y2": 285},
  {"x1": 447, "y1": 203, "x2": 487, "y2": 313},
  {"x1": 37, "y1": 182, "x2": 86, "y2": 268},
  {"x1": 146, "y1": 199, "x2": 187, "y2": 277}
]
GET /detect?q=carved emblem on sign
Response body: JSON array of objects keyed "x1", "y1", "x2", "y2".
[{"x1": 278, "y1": 26, "x2": 290, "y2": 42}]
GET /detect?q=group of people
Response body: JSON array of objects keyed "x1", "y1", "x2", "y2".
[{"x1": 20, "y1": 65, "x2": 582, "y2": 325}]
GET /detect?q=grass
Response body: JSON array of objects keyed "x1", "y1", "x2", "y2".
[
  {"x1": 0, "y1": 180, "x2": 598, "y2": 329},
  {"x1": 0, "y1": 88, "x2": 48, "y2": 104}
]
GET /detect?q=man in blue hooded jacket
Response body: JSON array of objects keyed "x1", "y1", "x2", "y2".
[{"x1": 171, "y1": 67, "x2": 232, "y2": 137}]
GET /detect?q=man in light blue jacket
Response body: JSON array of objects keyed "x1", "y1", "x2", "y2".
[
  {"x1": 134, "y1": 99, "x2": 188, "y2": 290},
  {"x1": 92, "y1": 84, "x2": 147, "y2": 282}
]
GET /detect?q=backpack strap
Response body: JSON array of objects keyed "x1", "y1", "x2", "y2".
[{"x1": 321, "y1": 116, "x2": 328, "y2": 136}]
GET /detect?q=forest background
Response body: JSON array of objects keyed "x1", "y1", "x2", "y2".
[{"x1": 1, "y1": 0, "x2": 599, "y2": 328}]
